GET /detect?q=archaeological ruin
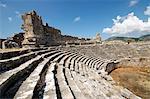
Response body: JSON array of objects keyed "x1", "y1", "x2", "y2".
[
  {"x1": 21, "y1": 10, "x2": 99, "y2": 48},
  {"x1": 0, "y1": 10, "x2": 150, "y2": 99}
]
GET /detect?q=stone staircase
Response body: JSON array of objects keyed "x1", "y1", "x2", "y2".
[
  {"x1": 0, "y1": 48, "x2": 141, "y2": 99},
  {"x1": 62, "y1": 43, "x2": 150, "y2": 61}
]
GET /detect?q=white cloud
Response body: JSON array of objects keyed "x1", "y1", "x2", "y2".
[
  {"x1": 144, "y1": 6, "x2": 150, "y2": 16},
  {"x1": 15, "y1": 11, "x2": 21, "y2": 17},
  {"x1": 102, "y1": 12, "x2": 150, "y2": 36},
  {"x1": 129, "y1": 0, "x2": 138, "y2": 7},
  {"x1": 8, "y1": 17, "x2": 12, "y2": 22},
  {"x1": 73, "y1": 16, "x2": 80, "y2": 22},
  {"x1": 0, "y1": 2, "x2": 6, "y2": 8},
  {"x1": 15, "y1": 11, "x2": 19, "y2": 14}
]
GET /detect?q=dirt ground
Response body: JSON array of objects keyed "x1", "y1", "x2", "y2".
[{"x1": 110, "y1": 66, "x2": 150, "y2": 99}]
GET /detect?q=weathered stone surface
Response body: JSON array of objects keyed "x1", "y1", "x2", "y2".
[
  {"x1": 43, "y1": 62, "x2": 57, "y2": 99},
  {"x1": 12, "y1": 32, "x2": 24, "y2": 48},
  {"x1": 14, "y1": 56, "x2": 52, "y2": 99},
  {"x1": 0, "y1": 49, "x2": 28, "y2": 60},
  {"x1": 0, "y1": 39, "x2": 6, "y2": 49},
  {"x1": 2, "y1": 39, "x2": 19, "y2": 49},
  {"x1": 1, "y1": 42, "x2": 149, "y2": 98}
]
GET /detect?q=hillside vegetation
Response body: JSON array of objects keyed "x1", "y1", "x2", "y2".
[{"x1": 106, "y1": 34, "x2": 150, "y2": 42}]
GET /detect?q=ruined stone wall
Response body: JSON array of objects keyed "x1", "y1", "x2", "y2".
[
  {"x1": 0, "y1": 39, "x2": 6, "y2": 49},
  {"x1": 12, "y1": 33, "x2": 24, "y2": 47},
  {"x1": 61, "y1": 35, "x2": 86, "y2": 45},
  {"x1": 21, "y1": 11, "x2": 64, "y2": 48},
  {"x1": 22, "y1": 11, "x2": 45, "y2": 48},
  {"x1": 0, "y1": 40, "x2": 2, "y2": 49},
  {"x1": 43, "y1": 24, "x2": 62, "y2": 46},
  {"x1": 0, "y1": 33, "x2": 24, "y2": 49},
  {"x1": 21, "y1": 11, "x2": 88, "y2": 48}
]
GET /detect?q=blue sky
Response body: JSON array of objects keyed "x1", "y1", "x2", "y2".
[{"x1": 0, "y1": 0, "x2": 150, "y2": 39}]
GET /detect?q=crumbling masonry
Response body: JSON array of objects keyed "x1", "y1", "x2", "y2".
[
  {"x1": 22, "y1": 11, "x2": 62, "y2": 48},
  {"x1": 21, "y1": 10, "x2": 101, "y2": 48}
]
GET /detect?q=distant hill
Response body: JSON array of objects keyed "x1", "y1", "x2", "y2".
[
  {"x1": 138, "y1": 34, "x2": 150, "y2": 41},
  {"x1": 106, "y1": 34, "x2": 150, "y2": 42}
]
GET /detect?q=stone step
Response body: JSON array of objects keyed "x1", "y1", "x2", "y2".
[
  {"x1": 68, "y1": 54, "x2": 92, "y2": 76},
  {"x1": 0, "y1": 49, "x2": 52, "y2": 73},
  {"x1": 59, "y1": 53, "x2": 75, "y2": 65},
  {"x1": 0, "y1": 50, "x2": 59, "y2": 86},
  {"x1": 82, "y1": 57, "x2": 89, "y2": 65},
  {"x1": 13, "y1": 51, "x2": 64, "y2": 99},
  {"x1": 95, "y1": 61, "x2": 103, "y2": 70},
  {"x1": 89, "y1": 59, "x2": 97, "y2": 69},
  {"x1": 92, "y1": 59, "x2": 101, "y2": 70},
  {"x1": 76, "y1": 55, "x2": 85, "y2": 61},
  {"x1": 0, "y1": 52, "x2": 36, "y2": 73},
  {"x1": 82, "y1": 56, "x2": 100, "y2": 69},
  {"x1": 79, "y1": 72, "x2": 100, "y2": 98},
  {"x1": 0, "y1": 47, "x2": 143, "y2": 99},
  {"x1": 96, "y1": 62, "x2": 104, "y2": 70},
  {"x1": 80, "y1": 56, "x2": 87, "y2": 62},
  {"x1": 69, "y1": 54, "x2": 87, "y2": 73},
  {"x1": 0, "y1": 55, "x2": 41, "y2": 86},
  {"x1": 0, "y1": 48, "x2": 47, "y2": 60},
  {"x1": 87, "y1": 70, "x2": 132, "y2": 99},
  {"x1": 53, "y1": 54, "x2": 65, "y2": 63},
  {"x1": 87, "y1": 70, "x2": 117, "y2": 98},
  {"x1": 88, "y1": 58, "x2": 98, "y2": 69},
  {"x1": 0, "y1": 56, "x2": 43, "y2": 98},
  {"x1": 43, "y1": 62, "x2": 57, "y2": 99},
  {"x1": 85, "y1": 58, "x2": 92, "y2": 67},
  {"x1": 14, "y1": 57, "x2": 51, "y2": 99},
  {"x1": 56, "y1": 63, "x2": 74, "y2": 99},
  {"x1": 61, "y1": 56, "x2": 90, "y2": 99},
  {"x1": 0, "y1": 51, "x2": 57, "y2": 85},
  {"x1": 82, "y1": 69, "x2": 124, "y2": 98},
  {"x1": 86, "y1": 58, "x2": 92, "y2": 68},
  {"x1": 71, "y1": 71, "x2": 94, "y2": 99},
  {"x1": 52, "y1": 51, "x2": 73, "y2": 63},
  {"x1": 82, "y1": 63, "x2": 88, "y2": 76},
  {"x1": 0, "y1": 49, "x2": 29, "y2": 60},
  {"x1": 78, "y1": 62, "x2": 85, "y2": 76},
  {"x1": 74, "y1": 60, "x2": 80, "y2": 72},
  {"x1": 65, "y1": 68, "x2": 86, "y2": 99},
  {"x1": 70, "y1": 55, "x2": 79, "y2": 71},
  {"x1": 65, "y1": 54, "x2": 78, "y2": 68}
]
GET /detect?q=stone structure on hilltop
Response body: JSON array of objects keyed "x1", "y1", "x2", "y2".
[
  {"x1": 21, "y1": 11, "x2": 62, "y2": 48},
  {"x1": 21, "y1": 10, "x2": 87, "y2": 48},
  {"x1": 95, "y1": 33, "x2": 101, "y2": 42},
  {"x1": 0, "y1": 10, "x2": 102, "y2": 49},
  {"x1": 12, "y1": 33, "x2": 24, "y2": 48},
  {"x1": 0, "y1": 39, "x2": 6, "y2": 49},
  {"x1": 82, "y1": 33, "x2": 102, "y2": 45},
  {"x1": 94, "y1": 33, "x2": 101, "y2": 43},
  {"x1": 0, "y1": 32, "x2": 24, "y2": 49},
  {"x1": 1, "y1": 38, "x2": 19, "y2": 49}
]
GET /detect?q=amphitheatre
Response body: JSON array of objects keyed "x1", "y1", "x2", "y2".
[{"x1": 0, "y1": 10, "x2": 150, "y2": 99}]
